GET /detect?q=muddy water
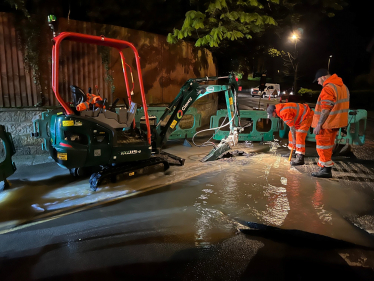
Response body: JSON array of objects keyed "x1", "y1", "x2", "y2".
[
  {"x1": 1, "y1": 143, "x2": 374, "y2": 249},
  {"x1": 152, "y1": 153, "x2": 374, "y2": 249}
]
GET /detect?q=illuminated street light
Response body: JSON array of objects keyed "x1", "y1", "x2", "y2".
[
  {"x1": 290, "y1": 33, "x2": 299, "y2": 51},
  {"x1": 288, "y1": 31, "x2": 300, "y2": 97},
  {"x1": 328, "y1": 55, "x2": 332, "y2": 72}
]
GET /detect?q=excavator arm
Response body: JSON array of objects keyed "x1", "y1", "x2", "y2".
[{"x1": 152, "y1": 75, "x2": 240, "y2": 160}]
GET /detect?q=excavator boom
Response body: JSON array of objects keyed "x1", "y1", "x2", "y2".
[
  {"x1": 153, "y1": 75, "x2": 239, "y2": 151},
  {"x1": 152, "y1": 74, "x2": 241, "y2": 161}
]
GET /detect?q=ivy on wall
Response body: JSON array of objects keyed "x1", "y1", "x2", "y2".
[
  {"x1": 6, "y1": 0, "x2": 118, "y2": 102},
  {"x1": 6, "y1": 0, "x2": 42, "y2": 87},
  {"x1": 15, "y1": 15, "x2": 43, "y2": 87},
  {"x1": 95, "y1": 24, "x2": 118, "y2": 95}
]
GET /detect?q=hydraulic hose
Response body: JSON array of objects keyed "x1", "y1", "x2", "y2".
[{"x1": 192, "y1": 88, "x2": 239, "y2": 148}]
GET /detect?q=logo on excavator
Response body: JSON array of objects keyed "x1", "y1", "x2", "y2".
[
  {"x1": 121, "y1": 150, "x2": 141, "y2": 155},
  {"x1": 206, "y1": 86, "x2": 214, "y2": 92},
  {"x1": 177, "y1": 110, "x2": 183, "y2": 119},
  {"x1": 182, "y1": 97, "x2": 192, "y2": 111}
]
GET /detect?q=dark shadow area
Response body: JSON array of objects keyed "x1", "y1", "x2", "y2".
[
  {"x1": 238, "y1": 221, "x2": 374, "y2": 281},
  {"x1": 239, "y1": 238, "x2": 374, "y2": 281},
  {"x1": 238, "y1": 221, "x2": 374, "y2": 249}
]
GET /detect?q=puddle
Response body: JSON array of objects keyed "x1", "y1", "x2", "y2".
[{"x1": 1, "y1": 143, "x2": 374, "y2": 249}]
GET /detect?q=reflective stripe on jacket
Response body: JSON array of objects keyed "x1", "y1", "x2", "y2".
[
  {"x1": 275, "y1": 103, "x2": 311, "y2": 127},
  {"x1": 312, "y1": 75, "x2": 349, "y2": 129}
]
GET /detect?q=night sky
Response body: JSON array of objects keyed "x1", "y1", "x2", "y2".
[{"x1": 299, "y1": 0, "x2": 374, "y2": 89}]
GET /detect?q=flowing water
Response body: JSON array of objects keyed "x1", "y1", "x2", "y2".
[{"x1": 1, "y1": 143, "x2": 374, "y2": 248}]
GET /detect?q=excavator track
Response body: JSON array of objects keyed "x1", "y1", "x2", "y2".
[
  {"x1": 89, "y1": 152, "x2": 185, "y2": 191},
  {"x1": 89, "y1": 157, "x2": 169, "y2": 191},
  {"x1": 158, "y1": 151, "x2": 185, "y2": 166}
]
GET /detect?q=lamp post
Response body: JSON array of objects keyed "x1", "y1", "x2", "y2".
[
  {"x1": 328, "y1": 55, "x2": 332, "y2": 72},
  {"x1": 289, "y1": 32, "x2": 299, "y2": 95}
]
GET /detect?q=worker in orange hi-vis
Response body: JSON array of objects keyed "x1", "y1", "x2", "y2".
[
  {"x1": 76, "y1": 93, "x2": 105, "y2": 111},
  {"x1": 311, "y1": 69, "x2": 350, "y2": 178},
  {"x1": 267, "y1": 103, "x2": 314, "y2": 166}
]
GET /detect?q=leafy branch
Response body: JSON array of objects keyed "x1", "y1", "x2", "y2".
[{"x1": 167, "y1": 0, "x2": 279, "y2": 48}]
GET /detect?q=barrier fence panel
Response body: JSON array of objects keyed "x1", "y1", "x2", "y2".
[
  {"x1": 135, "y1": 107, "x2": 201, "y2": 140},
  {"x1": 134, "y1": 107, "x2": 367, "y2": 146},
  {"x1": 210, "y1": 109, "x2": 279, "y2": 142}
]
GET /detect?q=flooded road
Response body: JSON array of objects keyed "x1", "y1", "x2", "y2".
[{"x1": 1, "y1": 141, "x2": 374, "y2": 280}]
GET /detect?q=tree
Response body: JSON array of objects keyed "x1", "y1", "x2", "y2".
[
  {"x1": 167, "y1": 0, "x2": 347, "y2": 48},
  {"x1": 167, "y1": 0, "x2": 347, "y2": 81},
  {"x1": 167, "y1": 0, "x2": 279, "y2": 48}
]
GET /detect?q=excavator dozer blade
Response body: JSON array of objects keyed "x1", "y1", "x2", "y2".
[{"x1": 200, "y1": 142, "x2": 231, "y2": 162}]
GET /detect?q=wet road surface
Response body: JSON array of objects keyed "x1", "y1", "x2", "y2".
[
  {"x1": 1, "y1": 139, "x2": 374, "y2": 280},
  {"x1": 236, "y1": 92, "x2": 280, "y2": 110}
]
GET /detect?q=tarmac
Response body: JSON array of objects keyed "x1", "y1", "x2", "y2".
[{"x1": 2, "y1": 138, "x2": 374, "y2": 280}]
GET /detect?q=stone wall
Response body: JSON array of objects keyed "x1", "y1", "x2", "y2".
[{"x1": 0, "y1": 108, "x2": 47, "y2": 156}]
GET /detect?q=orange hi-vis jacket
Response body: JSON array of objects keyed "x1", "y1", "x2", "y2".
[
  {"x1": 275, "y1": 102, "x2": 312, "y2": 127},
  {"x1": 76, "y1": 93, "x2": 104, "y2": 111},
  {"x1": 312, "y1": 74, "x2": 350, "y2": 129}
]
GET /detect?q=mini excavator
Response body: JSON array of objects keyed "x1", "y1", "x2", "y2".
[
  {"x1": 0, "y1": 125, "x2": 17, "y2": 190},
  {"x1": 32, "y1": 32, "x2": 242, "y2": 190}
]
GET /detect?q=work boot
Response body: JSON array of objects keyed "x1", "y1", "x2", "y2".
[
  {"x1": 290, "y1": 154, "x2": 304, "y2": 166},
  {"x1": 311, "y1": 167, "x2": 332, "y2": 178}
]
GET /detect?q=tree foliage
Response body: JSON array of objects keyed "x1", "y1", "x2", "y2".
[
  {"x1": 168, "y1": 0, "x2": 347, "y2": 48},
  {"x1": 168, "y1": 0, "x2": 279, "y2": 48}
]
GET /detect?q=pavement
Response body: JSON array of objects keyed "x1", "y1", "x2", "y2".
[{"x1": 11, "y1": 153, "x2": 54, "y2": 167}]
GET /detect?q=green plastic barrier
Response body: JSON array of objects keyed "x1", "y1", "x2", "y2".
[
  {"x1": 211, "y1": 109, "x2": 279, "y2": 141},
  {"x1": 280, "y1": 109, "x2": 367, "y2": 145},
  {"x1": 278, "y1": 122, "x2": 289, "y2": 139},
  {"x1": 136, "y1": 107, "x2": 201, "y2": 140}
]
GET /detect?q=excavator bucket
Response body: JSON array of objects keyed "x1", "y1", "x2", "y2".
[
  {"x1": 201, "y1": 142, "x2": 231, "y2": 162},
  {"x1": 201, "y1": 129, "x2": 239, "y2": 162}
]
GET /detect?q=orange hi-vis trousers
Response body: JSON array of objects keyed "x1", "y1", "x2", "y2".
[
  {"x1": 288, "y1": 112, "x2": 314, "y2": 155},
  {"x1": 315, "y1": 128, "x2": 339, "y2": 167}
]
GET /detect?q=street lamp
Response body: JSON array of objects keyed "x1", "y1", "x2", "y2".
[
  {"x1": 328, "y1": 55, "x2": 332, "y2": 72},
  {"x1": 290, "y1": 33, "x2": 299, "y2": 51},
  {"x1": 289, "y1": 32, "x2": 300, "y2": 95}
]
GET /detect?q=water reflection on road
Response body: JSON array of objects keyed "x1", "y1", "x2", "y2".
[
  {"x1": 170, "y1": 153, "x2": 374, "y2": 248},
  {"x1": 1, "y1": 145, "x2": 374, "y2": 249}
]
